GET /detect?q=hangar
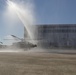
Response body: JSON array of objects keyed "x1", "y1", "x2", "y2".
[{"x1": 24, "y1": 24, "x2": 76, "y2": 48}]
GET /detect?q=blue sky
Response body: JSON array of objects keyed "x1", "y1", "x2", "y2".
[
  {"x1": 0, "y1": 0, "x2": 76, "y2": 44},
  {"x1": 35, "y1": 0, "x2": 76, "y2": 24}
]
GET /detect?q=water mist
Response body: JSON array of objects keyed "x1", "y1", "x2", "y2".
[{"x1": 7, "y1": 0, "x2": 36, "y2": 44}]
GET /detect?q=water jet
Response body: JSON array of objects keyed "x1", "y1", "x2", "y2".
[{"x1": 7, "y1": 0, "x2": 36, "y2": 45}]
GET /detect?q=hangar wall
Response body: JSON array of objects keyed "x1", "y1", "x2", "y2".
[{"x1": 24, "y1": 24, "x2": 76, "y2": 48}]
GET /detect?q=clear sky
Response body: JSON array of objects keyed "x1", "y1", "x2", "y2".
[
  {"x1": 0, "y1": 0, "x2": 76, "y2": 44},
  {"x1": 35, "y1": 0, "x2": 76, "y2": 24}
]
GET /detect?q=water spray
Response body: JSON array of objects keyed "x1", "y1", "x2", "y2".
[{"x1": 6, "y1": 0, "x2": 36, "y2": 44}]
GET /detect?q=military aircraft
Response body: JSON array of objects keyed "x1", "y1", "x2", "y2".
[{"x1": 11, "y1": 35, "x2": 37, "y2": 49}]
